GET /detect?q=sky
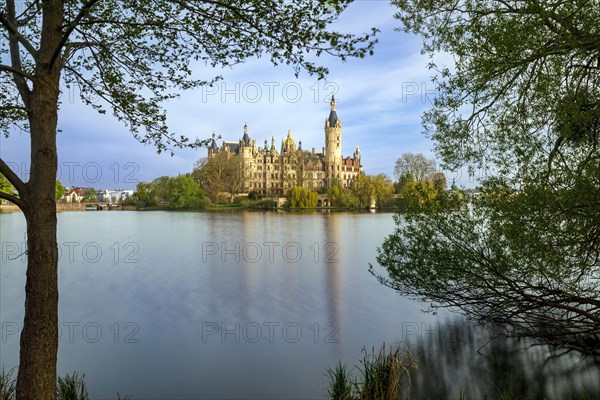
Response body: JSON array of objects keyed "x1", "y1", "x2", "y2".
[{"x1": 0, "y1": 1, "x2": 471, "y2": 190}]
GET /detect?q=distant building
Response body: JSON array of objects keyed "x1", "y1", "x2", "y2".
[
  {"x1": 97, "y1": 189, "x2": 134, "y2": 203},
  {"x1": 63, "y1": 187, "x2": 86, "y2": 203},
  {"x1": 208, "y1": 96, "x2": 362, "y2": 196}
]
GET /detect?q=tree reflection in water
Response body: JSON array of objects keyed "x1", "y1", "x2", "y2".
[{"x1": 402, "y1": 318, "x2": 600, "y2": 399}]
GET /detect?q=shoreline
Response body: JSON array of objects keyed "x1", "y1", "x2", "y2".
[
  {"x1": 0, "y1": 203, "x2": 393, "y2": 213},
  {"x1": 0, "y1": 203, "x2": 136, "y2": 212}
]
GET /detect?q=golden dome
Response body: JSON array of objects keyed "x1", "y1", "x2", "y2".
[{"x1": 283, "y1": 129, "x2": 295, "y2": 150}]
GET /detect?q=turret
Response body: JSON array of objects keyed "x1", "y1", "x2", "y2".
[
  {"x1": 325, "y1": 95, "x2": 342, "y2": 186},
  {"x1": 240, "y1": 123, "x2": 254, "y2": 160},
  {"x1": 242, "y1": 122, "x2": 250, "y2": 146},
  {"x1": 209, "y1": 132, "x2": 218, "y2": 156}
]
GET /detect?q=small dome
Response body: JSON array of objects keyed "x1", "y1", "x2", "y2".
[{"x1": 283, "y1": 129, "x2": 295, "y2": 151}]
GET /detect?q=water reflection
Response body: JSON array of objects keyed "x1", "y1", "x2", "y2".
[
  {"x1": 1, "y1": 211, "x2": 598, "y2": 398},
  {"x1": 405, "y1": 319, "x2": 600, "y2": 399},
  {"x1": 323, "y1": 213, "x2": 342, "y2": 353}
]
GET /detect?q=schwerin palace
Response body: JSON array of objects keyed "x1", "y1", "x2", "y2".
[{"x1": 208, "y1": 96, "x2": 363, "y2": 196}]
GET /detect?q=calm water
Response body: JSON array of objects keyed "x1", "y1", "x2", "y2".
[{"x1": 0, "y1": 211, "x2": 598, "y2": 399}]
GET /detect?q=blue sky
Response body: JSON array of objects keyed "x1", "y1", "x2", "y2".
[{"x1": 1, "y1": 1, "x2": 469, "y2": 190}]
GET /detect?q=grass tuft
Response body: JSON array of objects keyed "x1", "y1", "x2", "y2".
[
  {"x1": 325, "y1": 362, "x2": 354, "y2": 400},
  {"x1": 56, "y1": 372, "x2": 88, "y2": 400},
  {"x1": 326, "y1": 343, "x2": 417, "y2": 400},
  {"x1": 0, "y1": 367, "x2": 16, "y2": 400}
]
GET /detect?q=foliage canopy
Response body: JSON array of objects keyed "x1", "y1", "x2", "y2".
[
  {"x1": 285, "y1": 186, "x2": 319, "y2": 208},
  {"x1": 373, "y1": 0, "x2": 600, "y2": 358}
]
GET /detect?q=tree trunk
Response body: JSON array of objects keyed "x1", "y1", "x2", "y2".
[
  {"x1": 16, "y1": 81, "x2": 60, "y2": 399},
  {"x1": 16, "y1": 2, "x2": 63, "y2": 398}
]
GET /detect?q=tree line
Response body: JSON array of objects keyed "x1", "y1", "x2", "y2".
[{"x1": 126, "y1": 175, "x2": 209, "y2": 210}]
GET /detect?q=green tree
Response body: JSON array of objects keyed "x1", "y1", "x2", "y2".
[
  {"x1": 371, "y1": 174, "x2": 394, "y2": 208},
  {"x1": 130, "y1": 176, "x2": 207, "y2": 209},
  {"x1": 55, "y1": 180, "x2": 64, "y2": 201},
  {"x1": 150, "y1": 176, "x2": 171, "y2": 205},
  {"x1": 394, "y1": 172, "x2": 414, "y2": 194},
  {"x1": 350, "y1": 174, "x2": 374, "y2": 209},
  {"x1": 374, "y1": 0, "x2": 600, "y2": 357},
  {"x1": 81, "y1": 189, "x2": 97, "y2": 203},
  {"x1": 0, "y1": 173, "x2": 16, "y2": 197},
  {"x1": 327, "y1": 177, "x2": 359, "y2": 209},
  {"x1": 395, "y1": 180, "x2": 440, "y2": 213},
  {"x1": 0, "y1": 2, "x2": 377, "y2": 397},
  {"x1": 167, "y1": 175, "x2": 209, "y2": 210},
  {"x1": 348, "y1": 174, "x2": 394, "y2": 209},
  {"x1": 130, "y1": 182, "x2": 157, "y2": 208},
  {"x1": 285, "y1": 186, "x2": 319, "y2": 209}
]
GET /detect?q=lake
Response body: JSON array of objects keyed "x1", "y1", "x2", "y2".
[{"x1": 1, "y1": 211, "x2": 598, "y2": 399}]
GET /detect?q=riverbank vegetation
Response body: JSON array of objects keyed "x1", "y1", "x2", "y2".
[
  {"x1": 325, "y1": 341, "x2": 600, "y2": 400},
  {"x1": 285, "y1": 186, "x2": 319, "y2": 208},
  {"x1": 127, "y1": 162, "x2": 457, "y2": 212},
  {"x1": 125, "y1": 175, "x2": 210, "y2": 210},
  {"x1": 0, "y1": 369, "x2": 133, "y2": 400},
  {"x1": 328, "y1": 174, "x2": 395, "y2": 209},
  {"x1": 326, "y1": 344, "x2": 416, "y2": 400},
  {"x1": 192, "y1": 154, "x2": 243, "y2": 204}
]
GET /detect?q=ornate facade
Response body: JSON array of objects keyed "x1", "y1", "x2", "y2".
[{"x1": 208, "y1": 96, "x2": 362, "y2": 196}]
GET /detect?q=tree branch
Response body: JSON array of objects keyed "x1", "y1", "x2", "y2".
[
  {"x1": 0, "y1": 63, "x2": 33, "y2": 79},
  {"x1": 0, "y1": 104, "x2": 29, "y2": 113},
  {"x1": 15, "y1": 0, "x2": 41, "y2": 25},
  {"x1": 62, "y1": 41, "x2": 97, "y2": 60},
  {"x1": 0, "y1": 190, "x2": 27, "y2": 212},
  {"x1": 0, "y1": 2, "x2": 39, "y2": 58},
  {"x1": 0, "y1": 157, "x2": 28, "y2": 197},
  {"x1": 2, "y1": 0, "x2": 34, "y2": 108},
  {"x1": 50, "y1": 0, "x2": 101, "y2": 68}
]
